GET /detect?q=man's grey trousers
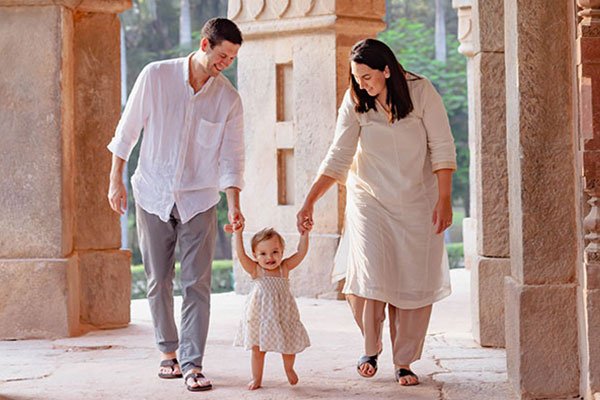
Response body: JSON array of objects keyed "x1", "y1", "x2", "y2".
[{"x1": 136, "y1": 204, "x2": 216, "y2": 373}]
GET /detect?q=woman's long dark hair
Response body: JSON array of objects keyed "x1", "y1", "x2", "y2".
[{"x1": 349, "y1": 39, "x2": 420, "y2": 123}]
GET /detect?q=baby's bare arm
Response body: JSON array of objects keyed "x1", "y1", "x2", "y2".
[
  {"x1": 283, "y1": 231, "x2": 309, "y2": 271},
  {"x1": 233, "y1": 229, "x2": 258, "y2": 278}
]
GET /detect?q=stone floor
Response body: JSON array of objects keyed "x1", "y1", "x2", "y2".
[{"x1": 0, "y1": 269, "x2": 512, "y2": 400}]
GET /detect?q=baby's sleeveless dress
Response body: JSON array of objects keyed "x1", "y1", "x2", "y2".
[{"x1": 234, "y1": 266, "x2": 310, "y2": 354}]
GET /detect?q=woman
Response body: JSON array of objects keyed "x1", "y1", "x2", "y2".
[{"x1": 296, "y1": 39, "x2": 456, "y2": 386}]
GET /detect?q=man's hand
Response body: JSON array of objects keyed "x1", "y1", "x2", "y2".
[
  {"x1": 108, "y1": 178, "x2": 127, "y2": 215},
  {"x1": 228, "y1": 207, "x2": 245, "y2": 232}
]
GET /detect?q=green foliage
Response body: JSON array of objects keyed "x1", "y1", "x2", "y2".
[
  {"x1": 131, "y1": 260, "x2": 234, "y2": 299},
  {"x1": 446, "y1": 242, "x2": 464, "y2": 269},
  {"x1": 378, "y1": 18, "x2": 469, "y2": 212}
]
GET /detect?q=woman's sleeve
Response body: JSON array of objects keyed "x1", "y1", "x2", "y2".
[
  {"x1": 421, "y1": 80, "x2": 457, "y2": 172},
  {"x1": 317, "y1": 91, "x2": 361, "y2": 184}
]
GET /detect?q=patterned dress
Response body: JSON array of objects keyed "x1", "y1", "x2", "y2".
[{"x1": 234, "y1": 266, "x2": 310, "y2": 354}]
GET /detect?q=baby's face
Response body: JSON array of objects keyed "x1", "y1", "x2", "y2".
[{"x1": 253, "y1": 236, "x2": 284, "y2": 270}]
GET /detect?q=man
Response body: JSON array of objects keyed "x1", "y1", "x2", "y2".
[{"x1": 107, "y1": 18, "x2": 245, "y2": 392}]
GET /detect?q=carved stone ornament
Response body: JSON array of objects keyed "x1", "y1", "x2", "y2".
[
  {"x1": 297, "y1": 0, "x2": 316, "y2": 15},
  {"x1": 456, "y1": 5, "x2": 474, "y2": 57},
  {"x1": 248, "y1": 0, "x2": 265, "y2": 19},
  {"x1": 577, "y1": 0, "x2": 600, "y2": 20},
  {"x1": 271, "y1": 0, "x2": 290, "y2": 18},
  {"x1": 228, "y1": 0, "x2": 242, "y2": 19}
]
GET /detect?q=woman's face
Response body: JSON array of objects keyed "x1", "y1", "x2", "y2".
[{"x1": 351, "y1": 61, "x2": 388, "y2": 98}]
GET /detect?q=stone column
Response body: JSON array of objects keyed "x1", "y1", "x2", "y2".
[
  {"x1": 578, "y1": 1, "x2": 600, "y2": 398},
  {"x1": 0, "y1": 0, "x2": 131, "y2": 339},
  {"x1": 452, "y1": 0, "x2": 511, "y2": 348},
  {"x1": 229, "y1": 0, "x2": 385, "y2": 297},
  {"x1": 504, "y1": 0, "x2": 579, "y2": 398}
]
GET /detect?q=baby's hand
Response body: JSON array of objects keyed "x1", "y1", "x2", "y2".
[{"x1": 223, "y1": 221, "x2": 244, "y2": 234}]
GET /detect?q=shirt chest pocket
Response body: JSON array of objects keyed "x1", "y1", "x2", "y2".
[{"x1": 195, "y1": 119, "x2": 225, "y2": 148}]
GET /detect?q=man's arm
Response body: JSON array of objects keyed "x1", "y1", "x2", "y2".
[
  {"x1": 108, "y1": 155, "x2": 127, "y2": 215},
  {"x1": 225, "y1": 186, "x2": 244, "y2": 230}
]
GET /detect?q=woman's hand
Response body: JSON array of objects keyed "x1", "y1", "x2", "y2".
[
  {"x1": 432, "y1": 197, "x2": 452, "y2": 235},
  {"x1": 296, "y1": 203, "x2": 314, "y2": 234}
]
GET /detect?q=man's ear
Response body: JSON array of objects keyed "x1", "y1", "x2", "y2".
[{"x1": 200, "y1": 37, "x2": 210, "y2": 52}]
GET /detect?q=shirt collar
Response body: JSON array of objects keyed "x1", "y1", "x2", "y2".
[{"x1": 185, "y1": 52, "x2": 216, "y2": 94}]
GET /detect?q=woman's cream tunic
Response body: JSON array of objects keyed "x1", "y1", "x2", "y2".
[{"x1": 319, "y1": 78, "x2": 457, "y2": 310}]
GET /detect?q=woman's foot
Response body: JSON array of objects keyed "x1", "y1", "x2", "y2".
[
  {"x1": 248, "y1": 378, "x2": 262, "y2": 390},
  {"x1": 395, "y1": 366, "x2": 419, "y2": 386},
  {"x1": 285, "y1": 367, "x2": 299, "y2": 385},
  {"x1": 357, "y1": 354, "x2": 378, "y2": 378}
]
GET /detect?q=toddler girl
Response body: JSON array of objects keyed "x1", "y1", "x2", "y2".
[{"x1": 230, "y1": 225, "x2": 311, "y2": 390}]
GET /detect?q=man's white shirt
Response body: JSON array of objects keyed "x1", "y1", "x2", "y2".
[{"x1": 108, "y1": 54, "x2": 244, "y2": 223}]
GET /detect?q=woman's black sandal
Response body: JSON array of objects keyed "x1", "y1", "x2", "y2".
[
  {"x1": 395, "y1": 368, "x2": 419, "y2": 386},
  {"x1": 357, "y1": 354, "x2": 378, "y2": 378},
  {"x1": 158, "y1": 358, "x2": 183, "y2": 379}
]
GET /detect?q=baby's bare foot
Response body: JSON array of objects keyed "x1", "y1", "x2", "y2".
[
  {"x1": 285, "y1": 368, "x2": 298, "y2": 385},
  {"x1": 248, "y1": 379, "x2": 262, "y2": 390}
]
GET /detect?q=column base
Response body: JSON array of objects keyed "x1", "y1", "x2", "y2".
[
  {"x1": 504, "y1": 276, "x2": 578, "y2": 399},
  {"x1": 0, "y1": 258, "x2": 80, "y2": 339},
  {"x1": 471, "y1": 256, "x2": 510, "y2": 347},
  {"x1": 79, "y1": 249, "x2": 131, "y2": 329}
]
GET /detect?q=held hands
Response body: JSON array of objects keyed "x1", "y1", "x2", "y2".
[
  {"x1": 107, "y1": 178, "x2": 127, "y2": 215},
  {"x1": 224, "y1": 207, "x2": 245, "y2": 233},
  {"x1": 432, "y1": 197, "x2": 452, "y2": 235},
  {"x1": 296, "y1": 204, "x2": 314, "y2": 234}
]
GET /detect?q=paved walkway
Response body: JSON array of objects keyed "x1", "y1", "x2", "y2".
[{"x1": 0, "y1": 270, "x2": 512, "y2": 400}]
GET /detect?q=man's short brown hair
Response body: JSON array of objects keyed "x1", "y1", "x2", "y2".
[{"x1": 201, "y1": 17, "x2": 243, "y2": 48}]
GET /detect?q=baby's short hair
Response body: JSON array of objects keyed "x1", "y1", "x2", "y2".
[{"x1": 251, "y1": 227, "x2": 285, "y2": 253}]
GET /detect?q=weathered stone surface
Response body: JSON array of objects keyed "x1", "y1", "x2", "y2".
[
  {"x1": 0, "y1": 6, "x2": 73, "y2": 258},
  {"x1": 505, "y1": 0, "x2": 577, "y2": 285},
  {"x1": 586, "y1": 289, "x2": 600, "y2": 396},
  {"x1": 504, "y1": 277, "x2": 579, "y2": 398},
  {"x1": 73, "y1": 12, "x2": 122, "y2": 251},
  {"x1": 78, "y1": 250, "x2": 131, "y2": 328},
  {"x1": 472, "y1": 0, "x2": 503, "y2": 53},
  {"x1": 234, "y1": 232, "x2": 339, "y2": 297},
  {"x1": 473, "y1": 52, "x2": 509, "y2": 258},
  {"x1": 230, "y1": 0, "x2": 384, "y2": 22},
  {"x1": 471, "y1": 257, "x2": 510, "y2": 348},
  {"x1": 0, "y1": 259, "x2": 79, "y2": 339},
  {"x1": 0, "y1": 0, "x2": 130, "y2": 12}
]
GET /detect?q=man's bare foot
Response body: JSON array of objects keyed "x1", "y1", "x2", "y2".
[
  {"x1": 248, "y1": 379, "x2": 262, "y2": 390},
  {"x1": 285, "y1": 368, "x2": 298, "y2": 385}
]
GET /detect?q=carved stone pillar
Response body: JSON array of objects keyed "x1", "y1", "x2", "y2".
[
  {"x1": 0, "y1": 0, "x2": 132, "y2": 338},
  {"x1": 452, "y1": 0, "x2": 510, "y2": 348},
  {"x1": 504, "y1": 0, "x2": 579, "y2": 398},
  {"x1": 578, "y1": 1, "x2": 600, "y2": 398},
  {"x1": 229, "y1": 0, "x2": 385, "y2": 297}
]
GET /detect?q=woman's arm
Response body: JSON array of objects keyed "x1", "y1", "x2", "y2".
[
  {"x1": 283, "y1": 231, "x2": 310, "y2": 271},
  {"x1": 432, "y1": 169, "x2": 453, "y2": 234},
  {"x1": 296, "y1": 175, "x2": 337, "y2": 233}
]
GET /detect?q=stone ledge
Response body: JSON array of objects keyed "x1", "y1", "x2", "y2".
[{"x1": 0, "y1": 0, "x2": 130, "y2": 13}]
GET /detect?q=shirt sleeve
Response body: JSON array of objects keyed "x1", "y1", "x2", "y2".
[
  {"x1": 218, "y1": 96, "x2": 245, "y2": 191},
  {"x1": 421, "y1": 79, "x2": 457, "y2": 172},
  {"x1": 107, "y1": 65, "x2": 153, "y2": 161},
  {"x1": 317, "y1": 90, "x2": 361, "y2": 184}
]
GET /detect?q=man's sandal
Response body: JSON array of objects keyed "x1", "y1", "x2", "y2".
[
  {"x1": 357, "y1": 354, "x2": 378, "y2": 378},
  {"x1": 184, "y1": 371, "x2": 213, "y2": 392},
  {"x1": 395, "y1": 368, "x2": 419, "y2": 386},
  {"x1": 158, "y1": 358, "x2": 183, "y2": 379}
]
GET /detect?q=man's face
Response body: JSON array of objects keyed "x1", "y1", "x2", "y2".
[{"x1": 201, "y1": 39, "x2": 240, "y2": 77}]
